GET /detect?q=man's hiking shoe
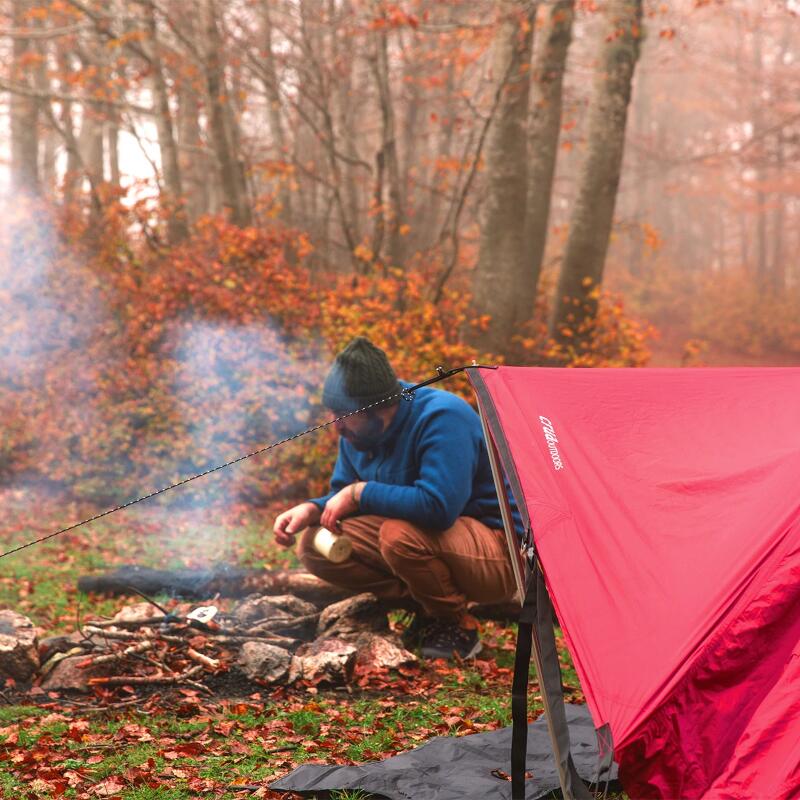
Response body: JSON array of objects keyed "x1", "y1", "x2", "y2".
[
  {"x1": 419, "y1": 620, "x2": 482, "y2": 660},
  {"x1": 399, "y1": 612, "x2": 433, "y2": 650}
]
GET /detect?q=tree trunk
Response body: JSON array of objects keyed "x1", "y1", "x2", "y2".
[
  {"x1": 752, "y1": 25, "x2": 767, "y2": 294},
  {"x1": 35, "y1": 28, "x2": 56, "y2": 194},
  {"x1": 173, "y1": 10, "x2": 210, "y2": 222},
  {"x1": 202, "y1": 0, "x2": 252, "y2": 227},
  {"x1": 10, "y1": 0, "x2": 40, "y2": 196},
  {"x1": 371, "y1": 12, "x2": 404, "y2": 269},
  {"x1": 328, "y1": 0, "x2": 362, "y2": 255},
  {"x1": 471, "y1": 0, "x2": 536, "y2": 354},
  {"x1": 297, "y1": 0, "x2": 359, "y2": 269},
  {"x1": 399, "y1": 35, "x2": 422, "y2": 253},
  {"x1": 76, "y1": 39, "x2": 106, "y2": 203},
  {"x1": 177, "y1": 83, "x2": 210, "y2": 221},
  {"x1": 771, "y1": 131, "x2": 785, "y2": 293},
  {"x1": 57, "y1": 47, "x2": 81, "y2": 203},
  {"x1": 145, "y1": 2, "x2": 188, "y2": 242},
  {"x1": 423, "y1": 59, "x2": 456, "y2": 249},
  {"x1": 106, "y1": 108, "x2": 121, "y2": 189},
  {"x1": 522, "y1": 0, "x2": 575, "y2": 317},
  {"x1": 549, "y1": 0, "x2": 643, "y2": 348},
  {"x1": 77, "y1": 103, "x2": 105, "y2": 185},
  {"x1": 259, "y1": 0, "x2": 292, "y2": 224},
  {"x1": 627, "y1": 35, "x2": 650, "y2": 277}
]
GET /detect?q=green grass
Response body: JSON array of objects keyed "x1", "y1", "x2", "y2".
[
  {"x1": 0, "y1": 704, "x2": 46, "y2": 723},
  {"x1": 0, "y1": 513, "x2": 606, "y2": 799},
  {"x1": 0, "y1": 509, "x2": 297, "y2": 633}
]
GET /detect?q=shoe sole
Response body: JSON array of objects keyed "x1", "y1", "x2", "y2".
[{"x1": 421, "y1": 640, "x2": 483, "y2": 660}]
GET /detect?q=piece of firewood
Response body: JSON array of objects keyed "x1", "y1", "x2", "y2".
[
  {"x1": 88, "y1": 665, "x2": 204, "y2": 686},
  {"x1": 78, "y1": 567, "x2": 526, "y2": 621},
  {"x1": 82, "y1": 626, "x2": 186, "y2": 644},
  {"x1": 78, "y1": 640, "x2": 154, "y2": 668},
  {"x1": 186, "y1": 648, "x2": 220, "y2": 670}
]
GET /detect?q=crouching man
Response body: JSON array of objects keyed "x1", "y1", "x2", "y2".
[{"x1": 272, "y1": 337, "x2": 516, "y2": 659}]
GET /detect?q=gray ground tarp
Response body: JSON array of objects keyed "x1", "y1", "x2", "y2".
[{"x1": 269, "y1": 703, "x2": 618, "y2": 799}]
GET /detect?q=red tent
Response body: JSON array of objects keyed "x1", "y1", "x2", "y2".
[{"x1": 469, "y1": 366, "x2": 800, "y2": 799}]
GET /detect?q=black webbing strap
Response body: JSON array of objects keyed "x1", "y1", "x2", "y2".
[
  {"x1": 511, "y1": 580, "x2": 537, "y2": 799},
  {"x1": 511, "y1": 565, "x2": 594, "y2": 800},
  {"x1": 467, "y1": 366, "x2": 594, "y2": 797}
]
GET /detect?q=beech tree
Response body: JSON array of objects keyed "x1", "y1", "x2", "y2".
[
  {"x1": 202, "y1": 0, "x2": 252, "y2": 227},
  {"x1": 550, "y1": 0, "x2": 643, "y2": 347},
  {"x1": 471, "y1": 0, "x2": 536, "y2": 354},
  {"x1": 143, "y1": 1, "x2": 188, "y2": 242},
  {"x1": 9, "y1": 0, "x2": 40, "y2": 195},
  {"x1": 370, "y1": 7, "x2": 405, "y2": 270},
  {"x1": 0, "y1": 0, "x2": 796, "y2": 363},
  {"x1": 523, "y1": 0, "x2": 575, "y2": 305}
]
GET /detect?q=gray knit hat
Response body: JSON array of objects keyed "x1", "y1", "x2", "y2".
[{"x1": 322, "y1": 337, "x2": 401, "y2": 412}]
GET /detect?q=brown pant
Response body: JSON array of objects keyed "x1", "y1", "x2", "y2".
[{"x1": 297, "y1": 515, "x2": 516, "y2": 620}]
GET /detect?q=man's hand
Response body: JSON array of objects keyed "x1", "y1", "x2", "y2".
[
  {"x1": 320, "y1": 482, "x2": 364, "y2": 530},
  {"x1": 273, "y1": 502, "x2": 321, "y2": 548}
]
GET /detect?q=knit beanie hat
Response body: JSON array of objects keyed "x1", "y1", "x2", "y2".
[{"x1": 322, "y1": 337, "x2": 401, "y2": 412}]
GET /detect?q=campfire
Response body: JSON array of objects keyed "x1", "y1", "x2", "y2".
[
  {"x1": 14, "y1": 590, "x2": 417, "y2": 695},
  {"x1": 1, "y1": 566, "x2": 518, "y2": 695}
]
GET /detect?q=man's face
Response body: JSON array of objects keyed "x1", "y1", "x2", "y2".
[{"x1": 332, "y1": 410, "x2": 385, "y2": 451}]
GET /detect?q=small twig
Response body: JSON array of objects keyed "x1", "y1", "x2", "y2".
[
  {"x1": 183, "y1": 678, "x2": 214, "y2": 696},
  {"x1": 123, "y1": 585, "x2": 172, "y2": 616},
  {"x1": 212, "y1": 633, "x2": 299, "y2": 648},
  {"x1": 75, "y1": 593, "x2": 83, "y2": 637},
  {"x1": 88, "y1": 616, "x2": 168, "y2": 629},
  {"x1": 75, "y1": 697, "x2": 148, "y2": 714}
]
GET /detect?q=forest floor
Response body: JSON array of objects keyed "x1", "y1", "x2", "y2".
[
  {"x1": 0, "y1": 499, "x2": 590, "y2": 799},
  {"x1": 646, "y1": 325, "x2": 800, "y2": 368}
]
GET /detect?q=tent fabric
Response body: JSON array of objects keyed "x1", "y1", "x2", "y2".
[
  {"x1": 269, "y1": 702, "x2": 618, "y2": 799},
  {"x1": 469, "y1": 366, "x2": 800, "y2": 799}
]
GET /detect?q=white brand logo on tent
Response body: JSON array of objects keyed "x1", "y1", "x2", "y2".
[{"x1": 539, "y1": 416, "x2": 564, "y2": 471}]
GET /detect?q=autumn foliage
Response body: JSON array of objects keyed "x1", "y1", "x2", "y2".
[{"x1": 0, "y1": 195, "x2": 654, "y2": 511}]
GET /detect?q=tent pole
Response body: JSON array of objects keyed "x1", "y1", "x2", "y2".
[{"x1": 472, "y1": 373, "x2": 592, "y2": 800}]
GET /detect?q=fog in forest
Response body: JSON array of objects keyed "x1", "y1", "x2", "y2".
[{"x1": 0, "y1": 0, "x2": 797, "y2": 531}]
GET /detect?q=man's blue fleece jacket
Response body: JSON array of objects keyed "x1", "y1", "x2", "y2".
[{"x1": 308, "y1": 382, "x2": 505, "y2": 530}]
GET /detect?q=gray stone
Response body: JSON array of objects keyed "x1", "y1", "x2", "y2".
[
  {"x1": 0, "y1": 610, "x2": 39, "y2": 682},
  {"x1": 111, "y1": 602, "x2": 165, "y2": 625},
  {"x1": 237, "y1": 641, "x2": 292, "y2": 683},
  {"x1": 289, "y1": 637, "x2": 357, "y2": 685},
  {"x1": 233, "y1": 594, "x2": 317, "y2": 624},
  {"x1": 316, "y1": 593, "x2": 388, "y2": 640},
  {"x1": 40, "y1": 653, "x2": 113, "y2": 692}
]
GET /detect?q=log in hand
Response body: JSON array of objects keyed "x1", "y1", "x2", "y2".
[{"x1": 273, "y1": 502, "x2": 321, "y2": 547}]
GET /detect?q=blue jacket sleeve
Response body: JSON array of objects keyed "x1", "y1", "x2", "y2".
[
  {"x1": 307, "y1": 440, "x2": 358, "y2": 510},
  {"x1": 358, "y1": 406, "x2": 479, "y2": 530}
]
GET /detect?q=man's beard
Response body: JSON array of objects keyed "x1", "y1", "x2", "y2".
[{"x1": 343, "y1": 413, "x2": 385, "y2": 451}]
